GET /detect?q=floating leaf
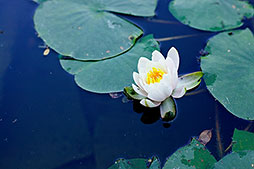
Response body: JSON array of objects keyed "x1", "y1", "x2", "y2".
[
  {"x1": 108, "y1": 158, "x2": 147, "y2": 169},
  {"x1": 60, "y1": 35, "x2": 159, "y2": 93},
  {"x1": 201, "y1": 28, "x2": 254, "y2": 120},
  {"x1": 163, "y1": 138, "x2": 216, "y2": 169},
  {"x1": 214, "y1": 151, "x2": 254, "y2": 169},
  {"x1": 34, "y1": 0, "x2": 157, "y2": 61},
  {"x1": 232, "y1": 129, "x2": 254, "y2": 152},
  {"x1": 169, "y1": 0, "x2": 254, "y2": 31},
  {"x1": 198, "y1": 129, "x2": 212, "y2": 146}
]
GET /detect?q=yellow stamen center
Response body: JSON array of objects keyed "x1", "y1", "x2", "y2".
[{"x1": 146, "y1": 67, "x2": 165, "y2": 84}]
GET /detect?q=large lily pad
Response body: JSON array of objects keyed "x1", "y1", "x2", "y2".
[
  {"x1": 34, "y1": 0, "x2": 157, "y2": 60},
  {"x1": 214, "y1": 151, "x2": 254, "y2": 169},
  {"x1": 201, "y1": 29, "x2": 254, "y2": 120},
  {"x1": 163, "y1": 138, "x2": 216, "y2": 169},
  {"x1": 169, "y1": 0, "x2": 254, "y2": 32},
  {"x1": 232, "y1": 129, "x2": 254, "y2": 152},
  {"x1": 60, "y1": 35, "x2": 159, "y2": 93}
]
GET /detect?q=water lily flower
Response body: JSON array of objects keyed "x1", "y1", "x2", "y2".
[{"x1": 130, "y1": 47, "x2": 203, "y2": 119}]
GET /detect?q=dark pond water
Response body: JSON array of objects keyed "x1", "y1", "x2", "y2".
[{"x1": 0, "y1": 0, "x2": 253, "y2": 169}]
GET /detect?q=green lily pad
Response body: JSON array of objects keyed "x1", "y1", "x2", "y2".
[
  {"x1": 232, "y1": 129, "x2": 254, "y2": 152},
  {"x1": 60, "y1": 35, "x2": 159, "y2": 93},
  {"x1": 214, "y1": 151, "x2": 254, "y2": 169},
  {"x1": 148, "y1": 156, "x2": 161, "y2": 169},
  {"x1": 169, "y1": 0, "x2": 254, "y2": 32},
  {"x1": 163, "y1": 138, "x2": 216, "y2": 169},
  {"x1": 34, "y1": 0, "x2": 157, "y2": 61},
  {"x1": 201, "y1": 28, "x2": 254, "y2": 120},
  {"x1": 108, "y1": 158, "x2": 147, "y2": 169}
]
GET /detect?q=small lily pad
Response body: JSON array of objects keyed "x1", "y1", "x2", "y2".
[
  {"x1": 34, "y1": 0, "x2": 157, "y2": 60},
  {"x1": 163, "y1": 138, "x2": 216, "y2": 169},
  {"x1": 169, "y1": 0, "x2": 254, "y2": 32},
  {"x1": 60, "y1": 35, "x2": 159, "y2": 93},
  {"x1": 201, "y1": 28, "x2": 254, "y2": 120}
]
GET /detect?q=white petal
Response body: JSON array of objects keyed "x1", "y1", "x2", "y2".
[
  {"x1": 165, "y1": 56, "x2": 176, "y2": 72},
  {"x1": 167, "y1": 47, "x2": 179, "y2": 70},
  {"x1": 146, "y1": 84, "x2": 168, "y2": 102},
  {"x1": 161, "y1": 74, "x2": 174, "y2": 92},
  {"x1": 152, "y1": 50, "x2": 165, "y2": 62},
  {"x1": 133, "y1": 72, "x2": 144, "y2": 90},
  {"x1": 132, "y1": 84, "x2": 147, "y2": 97},
  {"x1": 165, "y1": 57, "x2": 178, "y2": 89},
  {"x1": 138, "y1": 57, "x2": 150, "y2": 73},
  {"x1": 160, "y1": 97, "x2": 176, "y2": 118},
  {"x1": 139, "y1": 72, "x2": 147, "y2": 85},
  {"x1": 140, "y1": 98, "x2": 161, "y2": 108},
  {"x1": 172, "y1": 85, "x2": 186, "y2": 98}
]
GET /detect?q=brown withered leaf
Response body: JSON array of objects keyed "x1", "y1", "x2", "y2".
[{"x1": 198, "y1": 129, "x2": 212, "y2": 145}]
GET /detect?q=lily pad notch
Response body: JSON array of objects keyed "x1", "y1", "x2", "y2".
[
  {"x1": 34, "y1": 0, "x2": 158, "y2": 61},
  {"x1": 201, "y1": 28, "x2": 254, "y2": 120}
]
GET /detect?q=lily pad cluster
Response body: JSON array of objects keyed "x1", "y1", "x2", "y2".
[
  {"x1": 201, "y1": 28, "x2": 254, "y2": 120},
  {"x1": 169, "y1": 0, "x2": 254, "y2": 32},
  {"x1": 33, "y1": 0, "x2": 158, "y2": 93},
  {"x1": 108, "y1": 129, "x2": 254, "y2": 169},
  {"x1": 169, "y1": 0, "x2": 254, "y2": 121}
]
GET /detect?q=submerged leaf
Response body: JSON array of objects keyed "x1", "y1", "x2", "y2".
[
  {"x1": 169, "y1": 0, "x2": 254, "y2": 31},
  {"x1": 34, "y1": 0, "x2": 157, "y2": 60},
  {"x1": 201, "y1": 28, "x2": 254, "y2": 120},
  {"x1": 198, "y1": 129, "x2": 212, "y2": 146}
]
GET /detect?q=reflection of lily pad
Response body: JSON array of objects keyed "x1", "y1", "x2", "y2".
[
  {"x1": 169, "y1": 0, "x2": 254, "y2": 31},
  {"x1": 34, "y1": 0, "x2": 157, "y2": 60},
  {"x1": 201, "y1": 29, "x2": 254, "y2": 120},
  {"x1": 60, "y1": 35, "x2": 159, "y2": 93},
  {"x1": 214, "y1": 151, "x2": 254, "y2": 169},
  {"x1": 163, "y1": 138, "x2": 216, "y2": 169}
]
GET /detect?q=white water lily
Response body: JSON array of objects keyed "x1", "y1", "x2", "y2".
[{"x1": 132, "y1": 47, "x2": 200, "y2": 119}]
